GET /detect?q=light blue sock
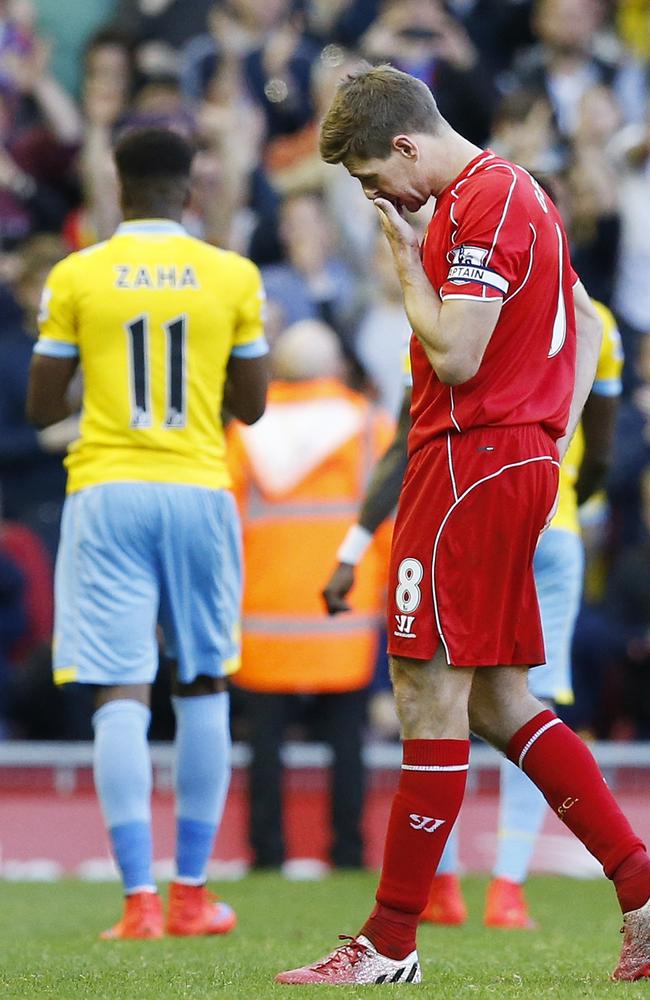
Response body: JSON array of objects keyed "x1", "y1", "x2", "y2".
[
  {"x1": 92, "y1": 700, "x2": 154, "y2": 894},
  {"x1": 436, "y1": 822, "x2": 460, "y2": 875},
  {"x1": 493, "y1": 757, "x2": 548, "y2": 883},
  {"x1": 173, "y1": 693, "x2": 231, "y2": 883}
]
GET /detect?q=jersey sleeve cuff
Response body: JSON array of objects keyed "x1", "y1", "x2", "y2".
[
  {"x1": 231, "y1": 336, "x2": 269, "y2": 359},
  {"x1": 440, "y1": 291, "x2": 504, "y2": 302},
  {"x1": 33, "y1": 338, "x2": 79, "y2": 358},
  {"x1": 592, "y1": 377, "x2": 622, "y2": 397}
]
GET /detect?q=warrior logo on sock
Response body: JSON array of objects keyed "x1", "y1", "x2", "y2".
[{"x1": 409, "y1": 814, "x2": 446, "y2": 833}]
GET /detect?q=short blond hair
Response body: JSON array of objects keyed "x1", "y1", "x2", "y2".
[{"x1": 319, "y1": 63, "x2": 445, "y2": 165}]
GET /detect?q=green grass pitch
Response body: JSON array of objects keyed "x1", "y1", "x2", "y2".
[{"x1": 0, "y1": 873, "x2": 647, "y2": 998}]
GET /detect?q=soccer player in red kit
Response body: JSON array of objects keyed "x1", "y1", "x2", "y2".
[{"x1": 276, "y1": 64, "x2": 650, "y2": 986}]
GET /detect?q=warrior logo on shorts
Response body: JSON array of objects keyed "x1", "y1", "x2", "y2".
[{"x1": 394, "y1": 614, "x2": 416, "y2": 637}]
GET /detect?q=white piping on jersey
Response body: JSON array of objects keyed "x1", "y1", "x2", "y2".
[
  {"x1": 484, "y1": 164, "x2": 518, "y2": 267},
  {"x1": 449, "y1": 387, "x2": 461, "y2": 432},
  {"x1": 518, "y1": 717, "x2": 562, "y2": 769},
  {"x1": 448, "y1": 157, "x2": 514, "y2": 299},
  {"x1": 504, "y1": 223, "x2": 537, "y2": 305},
  {"x1": 467, "y1": 152, "x2": 495, "y2": 177},
  {"x1": 430, "y1": 455, "x2": 560, "y2": 665},
  {"x1": 402, "y1": 763, "x2": 469, "y2": 772},
  {"x1": 446, "y1": 432, "x2": 458, "y2": 501},
  {"x1": 448, "y1": 154, "x2": 495, "y2": 242},
  {"x1": 548, "y1": 222, "x2": 567, "y2": 358}
]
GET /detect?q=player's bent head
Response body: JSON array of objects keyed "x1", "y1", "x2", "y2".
[
  {"x1": 319, "y1": 62, "x2": 446, "y2": 167},
  {"x1": 114, "y1": 127, "x2": 195, "y2": 217}
]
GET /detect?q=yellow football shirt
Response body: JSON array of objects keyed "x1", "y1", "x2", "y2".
[
  {"x1": 35, "y1": 220, "x2": 267, "y2": 493},
  {"x1": 552, "y1": 300, "x2": 624, "y2": 535}
]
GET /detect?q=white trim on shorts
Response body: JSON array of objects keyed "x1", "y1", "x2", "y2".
[{"x1": 430, "y1": 456, "x2": 560, "y2": 665}]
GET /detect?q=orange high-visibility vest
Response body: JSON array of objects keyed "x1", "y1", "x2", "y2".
[{"x1": 227, "y1": 378, "x2": 394, "y2": 694}]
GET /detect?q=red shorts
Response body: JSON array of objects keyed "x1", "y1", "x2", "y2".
[{"x1": 387, "y1": 425, "x2": 559, "y2": 666}]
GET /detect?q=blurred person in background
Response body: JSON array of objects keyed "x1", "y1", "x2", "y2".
[
  {"x1": 564, "y1": 85, "x2": 621, "y2": 305},
  {"x1": 507, "y1": 0, "x2": 620, "y2": 140},
  {"x1": 488, "y1": 82, "x2": 623, "y2": 305},
  {"x1": 606, "y1": 464, "x2": 650, "y2": 739},
  {"x1": 0, "y1": 525, "x2": 27, "y2": 736},
  {"x1": 112, "y1": 0, "x2": 215, "y2": 75},
  {"x1": 228, "y1": 319, "x2": 394, "y2": 872},
  {"x1": 355, "y1": 232, "x2": 412, "y2": 417},
  {"x1": 0, "y1": 233, "x2": 74, "y2": 559},
  {"x1": 182, "y1": 0, "x2": 319, "y2": 142},
  {"x1": 609, "y1": 333, "x2": 650, "y2": 545},
  {"x1": 0, "y1": 1, "x2": 82, "y2": 249},
  {"x1": 360, "y1": 0, "x2": 495, "y2": 146},
  {"x1": 68, "y1": 28, "x2": 137, "y2": 247},
  {"x1": 610, "y1": 101, "x2": 650, "y2": 385},
  {"x1": 261, "y1": 191, "x2": 360, "y2": 351},
  {"x1": 489, "y1": 89, "x2": 561, "y2": 172},
  {"x1": 181, "y1": 0, "x2": 301, "y2": 93},
  {"x1": 242, "y1": 1, "x2": 320, "y2": 142},
  {"x1": 184, "y1": 63, "x2": 274, "y2": 253}
]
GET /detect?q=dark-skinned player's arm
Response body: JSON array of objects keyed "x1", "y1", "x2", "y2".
[
  {"x1": 223, "y1": 353, "x2": 269, "y2": 425},
  {"x1": 223, "y1": 261, "x2": 270, "y2": 425},
  {"x1": 27, "y1": 354, "x2": 78, "y2": 428},
  {"x1": 322, "y1": 389, "x2": 411, "y2": 615},
  {"x1": 373, "y1": 197, "x2": 502, "y2": 385},
  {"x1": 555, "y1": 280, "x2": 603, "y2": 463},
  {"x1": 575, "y1": 389, "x2": 619, "y2": 507}
]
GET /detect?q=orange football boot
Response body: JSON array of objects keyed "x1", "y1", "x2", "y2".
[
  {"x1": 166, "y1": 882, "x2": 237, "y2": 936},
  {"x1": 100, "y1": 890, "x2": 164, "y2": 940},
  {"x1": 420, "y1": 874, "x2": 468, "y2": 926},
  {"x1": 484, "y1": 877, "x2": 538, "y2": 929}
]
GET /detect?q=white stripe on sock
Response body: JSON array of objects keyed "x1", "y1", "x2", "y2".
[
  {"x1": 518, "y1": 718, "x2": 562, "y2": 769},
  {"x1": 401, "y1": 764, "x2": 469, "y2": 772}
]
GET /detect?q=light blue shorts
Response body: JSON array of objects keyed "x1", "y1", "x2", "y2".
[
  {"x1": 53, "y1": 483, "x2": 242, "y2": 686},
  {"x1": 529, "y1": 527, "x2": 584, "y2": 703}
]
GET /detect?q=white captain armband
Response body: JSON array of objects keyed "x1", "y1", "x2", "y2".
[{"x1": 336, "y1": 524, "x2": 373, "y2": 566}]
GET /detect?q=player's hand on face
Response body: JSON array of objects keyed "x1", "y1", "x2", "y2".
[
  {"x1": 374, "y1": 198, "x2": 420, "y2": 257},
  {"x1": 322, "y1": 562, "x2": 356, "y2": 615}
]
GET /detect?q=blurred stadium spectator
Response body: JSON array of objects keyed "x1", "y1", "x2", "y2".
[
  {"x1": 228, "y1": 320, "x2": 393, "y2": 869},
  {"x1": 610, "y1": 101, "x2": 650, "y2": 381},
  {"x1": 607, "y1": 464, "x2": 650, "y2": 738},
  {"x1": 261, "y1": 191, "x2": 359, "y2": 348},
  {"x1": 0, "y1": 527, "x2": 28, "y2": 733},
  {"x1": 0, "y1": 0, "x2": 646, "y2": 741},
  {"x1": 0, "y1": 233, "x2": 76, "y2": 558}
]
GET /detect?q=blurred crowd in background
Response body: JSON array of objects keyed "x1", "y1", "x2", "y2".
[{"x1": 0, "y1": 0, "x2": 648, "y2": 743}]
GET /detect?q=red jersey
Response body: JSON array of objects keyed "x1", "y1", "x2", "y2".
[{"x1": 409, "y1": 150, "x2": 577, "y2": 456}]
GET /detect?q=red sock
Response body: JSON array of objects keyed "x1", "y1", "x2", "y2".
[
  {"x1": 508, "y1": 710, "x2": 650, "y2": 911},
  {"x1": 360, "y1": 739, "x2": 469, "y2": 959}
]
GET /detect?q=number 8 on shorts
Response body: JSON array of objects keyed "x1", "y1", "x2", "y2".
[{"x1": 395, "y1": 558, "x2": 424, "y2": 614}]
